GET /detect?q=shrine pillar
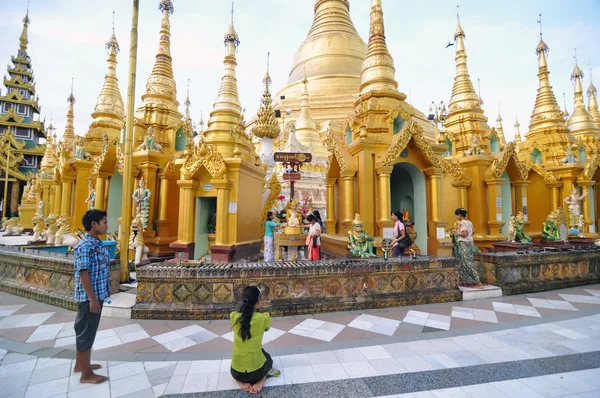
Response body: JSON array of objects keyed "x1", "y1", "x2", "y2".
[
  {"x1": 71, "y1": 160, "x2": 95, "y2": 229},
  {"x1": 375, "y1": 166, "x2": 393, "y2": 235},
  {"x1": 53, "y1": 179, "x2": 62, "y2": 215},
  {"x1": 340, "y1": 171, "x2": 356, "y2": 232},
  {"x1": 485, "y1": 177, "x2": 506, "y2": 236},
  {"x1": 41, "y1": 181, "x2": 51, "y2": 216},
  {"x1": 213, "y1": 179, "x2": 231, "y2": 246},
  {"x1": 94, "y1": 172, "x2": 111, "y2": 211},
  {"x1": 451, "y1": 180, "x2": 471, "y2": 210},
  {"x1": 579, "y1": 180, "x2": 597, "y2": 237},
  {"x1": 10, "y1": 181, "x2": 20, "y2": 215},
  {"x1": 512, "y1": 180, "x2": 530, "y2": 224},
  {"x1": 547, "y1": 182, "x2": 563, "y2": 211},
  {"x1": 153, "y1": 168, "x2": 178, "y2": 257},
  {"x1": 60, "y1": 175, "x2": 75, "y2": 218},
  {"x1": 170, "y1": 179, "x2": 199, "y2": 260},
  {"x1": 426, "y1": 167, "x2": 450, "y2": 256},
  {"x1": 324, "y1": 177, "x2": 336, "y2": 233}
]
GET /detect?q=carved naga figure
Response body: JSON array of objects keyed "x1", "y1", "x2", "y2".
[
  {"x1": 129, "y1": 215, "x2": 149, "y2": 266},
  {"x1": 347, "y1": 213, "x2": 376, "y2": 258},
  {"x1": 55, "y1": 216, "x2": 81, "y2": 248}
]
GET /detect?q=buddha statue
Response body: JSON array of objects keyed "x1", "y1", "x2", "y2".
[
  {"x1": 132, "y1": 178, "x2": 151, "y2": 230},
  {"x1": 541, "y1": 211, "x2": 560, "y2": 241},
  {"x1": 402, "y1": 208, "x2": 411, "y2": 224},
  {"x1": 514, "y1": 211, "x2": 532, "y2": 244},
  {"x1": 463, "y1": 133, "x2": 485, "y2": 156},
  {"x1": 284, "y1": 198, "x2": 303, "y2": 234},
  {"x1": 138, "y1": 126, "x2": 163, "y2": 152},
  {"x1": 347, "y1": 213, "x2": 376, "y2": 258}
]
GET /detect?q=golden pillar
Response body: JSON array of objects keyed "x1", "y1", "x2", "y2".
[
  {"x1": 60, "y1": 176, "x2": 75, "y2": 217},
  {"x1": 53, "y1": 180, "x2": 62, "y2": 215},
  {"x1": 9, "y1": 181, "x2": 20, "y2": 215},
  {"x1": 426, "y1": 167, "x2": 451, "y2": 255},
  {"x1": 595, "y1": 182, "x2": 600, "y2": 233},
  {"x1": 485, "y1": 178, "x2": 506, "y2": 236},
  {"x1": 340, "y1": 171, "x2": 356, "y2": 232},
  {"x1": 324, "y1": 177, "x2": 336, "y2": 233},
  {"x1": 547, "y1": 182, "x2": 562, "y2": 211},
  {"x1": 170, "y1": 179, "x2": 199, "y2": 259},
  {"x1": 153, "y1": 169, "x2": 177, "y2": 256},
  {"x1": 213, "y1": 179, "x2": 231, "y2": 246},
  {"x1": 512, "y1": 180, "x2": 530, "y2": 222},
  {"x1": 375, "y1": 166, "x2": 393, "y2": 235},
  {"x1": 94, "y1": 173, "x2": 110, "y2": 211},
  {"x1": 41, "y1": 182, "x2": 51, "y2": 216},
  {"x1": 452, "y1": 180, "x2": 471, "y2": 209},
  {"x1": 71, "y1": 160, "x2": 95, "y2": 229}
]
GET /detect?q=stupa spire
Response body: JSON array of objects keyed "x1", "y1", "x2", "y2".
[
  {"x1": 496, "y1": 105, "x2": 507, "y2": 146},
  {"x1": 252, "y1": 53, "x2": 280, "y2": 140},
  {"x1": 63, "y1": 79, "x2": 76, "y2": 150},
  {"x1": 90, "y1": 18, "x2": 125, "y2": 134},
  {"x1": 295, "y1": 67, "x2": 317, "y2": 132},
  {"x1": 527, "y1": 14, "x2": 564, "y2": 136},
  {"x1": 514, "y1": 118, "x2": 522, "y2": 145},
  {"x1": 359, "y1": 0, "x2": 403, "y2": 98},
  {"x1": 567, "y1": 52, "x2": 599, "y2": 151},
  {"x1": 140, "y1": 0, "x2": 178, "y2": 107},
  {"x1": 19, "y1": 2, "x2": 30, "y2": 54},
  {"x1": 448, "y1": 6, "x2": 482, "y2": 116},
  {"x1": 587, "y1": 68, "x2": 600, "y2": 129}
]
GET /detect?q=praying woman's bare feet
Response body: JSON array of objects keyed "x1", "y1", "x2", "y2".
[
  {"x1": 73, "y1": 364, "x2": 102, "y2": 373},
  {"x1": 79, "y1": 372, "x2": 108, "y2": 384},
  {"x1": 251, "y1": 376, "x2": 267, "y2": 394},
  {"x1": 473, "y1": 282, "x2": 484, "y2": 289},
  {"x1": 236, "y1": 380, "x2": 252, "y2": 392}
]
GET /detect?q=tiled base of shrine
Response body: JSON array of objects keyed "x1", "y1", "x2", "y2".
[
  {"x1": 0, "y1": 245, "x2": 120, "y2": 311},
  {"x1": 475, "y1": 248, "x2": 600, "y2": 295},
  {"x1": 131, "y1": 257, "x2": 462, "y2": 320}
]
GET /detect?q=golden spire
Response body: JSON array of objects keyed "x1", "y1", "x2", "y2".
[
  {"x1": 359, "y1": 0, "x2": 403, "y2": 99},
  {"x1": 527, "y1": 15, "x2": 565, "y2": 137},
  {"x1": 295, "y1": 67, "x2": 317, "y2": 133},
  {"x1": 252, "y1": 53, "x2": 280, "y2": 140},
  {"x1": 140, "y1": 0, "x2": 179, "y2": 108},
  {"x1": 40, "y1": 122, "x2": 56, "y2": 168},
  {"x1": 447, "y1": 7, "x2": 483, "y2": 117},
  {"x1": 90, "y1": 18, "x2": 125, "y2": 134},
  {"x1": 63, "y1": 79, "x2": 76, "y2": 151},
  {"x1": 198, "y1": 111, "x2": 204, "y2": 134},
  {"x1": 496, "y1": 106, "x2": 507, "y2": 146},
  {"x1": 514, "y1": 118, "x2": 522, "y2": 145},
  {"x1": 204, "y1": 1, "x2": 244, "y2": 150},
  {"x1": 563, "y1": 92, "x2": 570, "y2": 123},
  {"x1": 19, "y1": 2, "x2": 30, "y2": 54},
  {"x1": 587, "y1": 69, "x2": 600, "y2": 129},
  {"x1": 567, "y1": 52, "x2": 599, "y2": 149}
]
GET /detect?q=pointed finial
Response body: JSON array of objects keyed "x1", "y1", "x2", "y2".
[
  {"x1": 563, "y1": 92, "x2": 569, "y2": 114},
  {"x1": 112, "y1": 11, "x2": 115, "y2": 34},
  {"x1": 224, "y1": 0, "x2": 240, "y2": 48},
  {"x1": 24, "y1": 0, "x2": 30, "y2": 24},
  {"x1": 158, "y1": 0, "x2": 174, "y2": 15},
  {"x1": 185, "y1": 79, "x2": 191, "y2": 111},
  {"x1": 537, "y1": 13, "x2": 543, "y2": 41},
  {"x1": 263, "y1": 52, "x2": 272, "y2": 87},
  {"x1": 231, "y1": 0, "x2": 234, "y2": 24},
  {"x1": 477, "y1": 78, "x2": 483, "y2": 106},
  {"x1": 457, "y1": 5, "x2": 460, "y2": 22},
  {"x1": 67, "y1": 78, "x2": 75, "y2": 104}
]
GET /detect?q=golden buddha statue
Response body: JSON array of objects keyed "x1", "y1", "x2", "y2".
[
  {"x1": 541, "y1": 210, "x2": 560, "y2": 241},
  {"x1": 514, "y1": 212, "x2": 532, "y2": 244},
  {"x1": 347, "y1": 213, "x2": 376, "y2": 258},
  {"x1": 284, "y1": 198, "x2": 303, "y2": 234},
  {"x1": 402, "y1": 208, "x2": 411, "y2": 224}
]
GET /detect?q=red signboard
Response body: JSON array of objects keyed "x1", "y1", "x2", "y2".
[
  {"x1": 283, "y1": 172, "x2": 301, "y2": 181},
  {"x1": 273, "y1": 152, "x2": 312, "y2": 163}
]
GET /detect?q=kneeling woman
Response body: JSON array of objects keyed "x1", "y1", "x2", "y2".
[{"x1": 230, "y1": 286, "x2": 280, "y2": 394}]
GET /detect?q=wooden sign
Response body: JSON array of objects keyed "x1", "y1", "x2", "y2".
[
  {"x1": 283, "y1": 172, "x2": 301, "y2": 181},
  {"x1": 273, "y1": 152, "x2": 312, "y2": 163}
]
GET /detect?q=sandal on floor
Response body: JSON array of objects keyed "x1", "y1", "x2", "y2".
[{"x1": 266, "y1": 368, "x2": 281, "y2": 378}]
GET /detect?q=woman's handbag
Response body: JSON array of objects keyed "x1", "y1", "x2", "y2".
[
  {"x1": 397, "y1": 225, "x2": 412, "y2": 249},
  {"x1": 312, "y1": 235, "x2": 319, "y2": 247}
]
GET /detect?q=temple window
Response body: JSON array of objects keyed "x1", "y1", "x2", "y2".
[
  {"x1": 530, "y1": 148, "x2": 543, "y2": 164},
  {"x1": 443, "y1": 137, "x2": 452, "y2": 157},
  {"x1": 490, "y1": 135, "x2": 500, "y2": 153},
  {"x1": 579, "y1": 147, "x2": 586, "y2": 163},
  {"x1": 16, "y1": 104, "x2": 27, "y2": 115},
  {"x1": 345, "y1": 125, "x2": 352, "y2": 144},
  {"x1": 393, "y1": 114, "x2": 405, "y2": 134}
]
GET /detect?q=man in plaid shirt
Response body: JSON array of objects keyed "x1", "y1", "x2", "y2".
[{"x1": 73, "y1": 209, "x2": 110, "y2": 384}]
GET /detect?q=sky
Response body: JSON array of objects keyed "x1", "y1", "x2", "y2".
[{"x1": 1, "y1": 0, "x2": 599, "y2": 143}]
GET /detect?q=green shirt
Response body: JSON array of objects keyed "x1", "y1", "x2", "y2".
[
  {"x1": 265, "y1": 220, "x2": 277, "y2": 238},
  {"x1": 230, "y1": 311, "x2": 271, "y2": 373}
]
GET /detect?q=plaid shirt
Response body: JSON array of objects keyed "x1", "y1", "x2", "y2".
[{"x1": 74, "y1": 234, "x2": 110, "y2": 302}]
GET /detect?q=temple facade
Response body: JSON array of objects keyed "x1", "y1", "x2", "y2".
[{"x1": 0, "y1": 10, "x2": 46, "y2": 218}]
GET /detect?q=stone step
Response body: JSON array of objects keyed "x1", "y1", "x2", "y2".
[
  {"x1": 460, "y1": 285, "x2": 503, "y2": 301},
  {"x1": 101, "y1": 292, "x2": 136, "y2": 319}
]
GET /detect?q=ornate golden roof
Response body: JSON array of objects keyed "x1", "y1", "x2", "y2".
[
  {"x1": 139, "y1": 0, "x2": 179, "y2": 109},
  {"x1": 89, "y1": 28, "x2": 125, "y2": 136},
  {"x1": 496, "y1": 111, "x2": 507, "y2": 147},
  {"x1": 40, "y1": 124, "x2": 56, "y2": 168},
  {"x1": 359, "y1": 0, "x2": 403, "y2": 99},
  {"x1": 588, "y1": 72, "x2": 600, "y2": 130},
  {"x1": 567, "y1": 63, "x2": 599, "y2": 152},
  {"x1": 251, "y1": 57, "x2": 280, "y2": 140}
]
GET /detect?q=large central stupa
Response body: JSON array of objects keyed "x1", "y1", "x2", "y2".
[{"x1": 275, "y1": 0, "x2": 366, "y2": 125}]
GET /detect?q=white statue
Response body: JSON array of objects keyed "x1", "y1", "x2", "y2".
[
  {"x1": 138, "y1": 126, "x2": 163, "y2": 152},
  {"x1": 563, "y1": 187, "x2": 587, "y2": 230},
  {"x1": 55, "y1": 216, "x2": 81, "y2": 248},
  {"x1": 129, "y1": 215, "x2": 149, "y2": 266}
]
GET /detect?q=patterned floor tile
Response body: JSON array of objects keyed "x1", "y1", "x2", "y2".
[
  {"x1": 221, "y1": 327, "x2": 285, "y2": 344},
  {"x1": 559, "y1": 294, "x2": 600, "y2": 305},
  {"x1": 528, "y1": 298, "x2": 579, "y2": 311},
  {"x1": 288, "y1": 319, "x2": 345, "y2": 342},
  {"x1": 347, "y1": 314, "x2": 400, "y2": 336}
]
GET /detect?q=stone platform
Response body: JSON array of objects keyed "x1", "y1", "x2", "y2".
[
  {"x1": 475, "y1": 247, "x2": 600, "y2": 295},
  {"x1": 132, "y1": 257, "x2": 461, "y2": 320},
  {"x1": 0, "y1": 245, "x2": 120, "y2": 311}
]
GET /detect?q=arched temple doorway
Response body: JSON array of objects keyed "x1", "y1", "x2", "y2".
[
  {"x1": 390, "y1": 162, "x2": 427, "y2": 255},
  {"x1": 500, "y1": 171, "x2": 513, "y2": 236}
]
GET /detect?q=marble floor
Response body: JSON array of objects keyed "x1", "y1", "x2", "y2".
[{"x1": 1, "y1": 285, "x2": 600, "y2": 397}]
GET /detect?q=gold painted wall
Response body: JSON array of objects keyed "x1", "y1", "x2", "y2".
[
  {"x1": 234, "y1": 166, "x2": 264, "y2": 244},
  {"x1": 527, "y1": 173, "x2": 551, "y2": 235}
]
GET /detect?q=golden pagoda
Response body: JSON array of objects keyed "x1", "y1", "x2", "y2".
[
  {"x1": 514, "y1": 119, "x2": 522, "y2": 146},
  {"x1": 494, "y1": 110, "x2": 507, "y2": 150},
  {"x1": 568, "y1": 62, "x2": 600, "y2": 156},
  {"x1": 588, "y1": 71, "x2": 600, "y2": 130}
]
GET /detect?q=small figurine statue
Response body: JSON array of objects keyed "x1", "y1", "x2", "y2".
[
  {"x1": 347, "y1": 213, "x2": 376, "y2": 258},
  {"x1": 74, "y1": 136, "x2": 90, "y2": 160},
  {"x1": 3, "y1": 217, "x2": 24, "y2": 236},
  {"x1": 284, "y1": 198, "x2": 303, "y2": 233},
  {"x1": 541, "y1": 211, "x2": 560, "y2": 241},
  {"x1": 55, "y1": 216, "x2": 80, "y2": 248},
  {"x1": 564, "y1": 186, "x2": 587, "y2": 232},
  {"x1": 132, "y1": 177, "x2": 151, "y2": 230},
  {"x1": 559, "y1": 144, "x2": 577, "y2": 165},
  {"x1": 508, "y1": 214, "x2": 516, "y2": 243},
  {"x1": 138, "y1": 126, "x2": 163, "y2": 152},
  {"x1": 402, "y1": 208, "x2": 411, "y2": 224},
  {"x1": 27, "y1": 178, "x2": 38, "y2": 203},
  {"x1": 514, "y1": 211, "x2": 532, "y2": 243},
  {"x1": 31, "y1": 213, "x2": 47, "y2": 242},
  {"x1": 21, "y1": 180, "x2": 32, "y2": 204},
  {"x1": 36, "y1": 199, "x2": 44, "y2": 218},
  {"x1": 129, "y1": 215, "x2": 149, "y2": 266},
  {"x1": 85, "y1": 180, "x2": 96, "y2": 211},
  {"x1": 463, "y1": 133, "x2": 486, "y2": 156},
  {"x1": 45, "y1": 214, "x2": 59, "y2": 245}
]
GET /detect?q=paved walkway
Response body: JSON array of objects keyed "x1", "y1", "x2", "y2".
[{"x1": 1, "y1": 285, "x2": 600, "y2": 397}]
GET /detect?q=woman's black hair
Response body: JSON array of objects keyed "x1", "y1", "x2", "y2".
[
  {"x1": 237, "y1": 286, "x2": 261, "y2": 341},
  {"x1": 391, "y1": 210, "x2": 402, "y2": 219},
  {"x1": 266, "y1": 211, "x2": 273, "y2": 221},
  {"x1": 454, "y1": 208, "x2": 468, "y2": 218},
  {"x1": 306, "y1": 214, "x2": 316, "y2": 222},
  {"x1": 312, "y1": 210, "x2": 322, "y2": 221}
]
